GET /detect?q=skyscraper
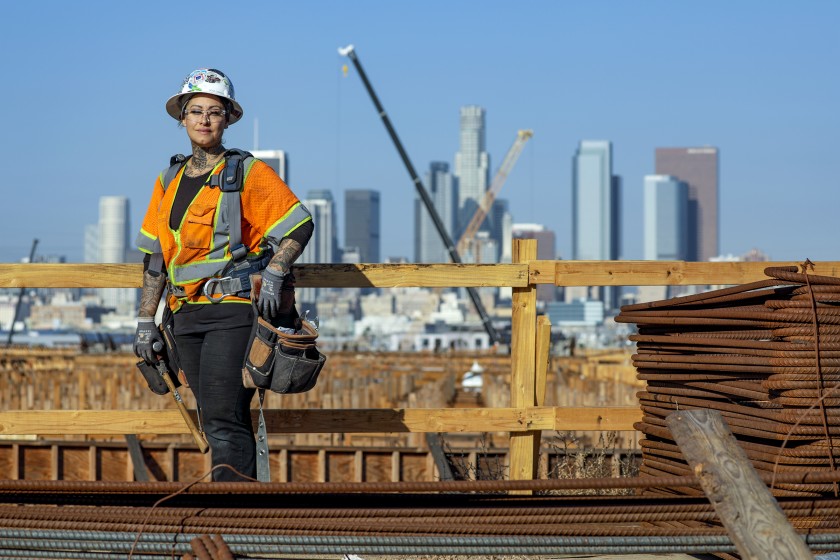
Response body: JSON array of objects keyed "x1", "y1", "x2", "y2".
[
  {"x1": 655, "y1": 147, "x2": 719, "y2": 262},
  {"x1": 644, "y1": 175, "x2": 689, "y2": 261},
  {"x1": 571, "y1": 141, "x2": 621, "y2": 311},
  {"x1": 454, "y1": 106, "x2": 489, "y2": 238},
  {"x1": 415, "y1": 162, "x2": 457, "y2": 263},
  {"x1": 251, "y1": 149, "x2": 288, "y2": 182},
  {"x1": 298, "y1": 190, "x2": 337, "y2": 306},
  {"x1": 345, "y1": 189, "x2": 380, "y2": 263},
  {"x1": 97, "y1": 196, "x2": 136, "y2": 314}
]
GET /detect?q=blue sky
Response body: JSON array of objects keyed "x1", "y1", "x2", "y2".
[{"x1": 2, "y1": 1, "x2": 837, "y2": 264}]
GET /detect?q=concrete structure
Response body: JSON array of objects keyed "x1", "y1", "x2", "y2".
[
  {"x1": 416, "y1": 162, "x2": 458, "y2": 263},
  {"x1": 345, "y1": 189, "x2": 380, "y2": 264},
  {"x1": 655, "y1": 147, "x2": 719, "y2": 262},
  {"x1": 571, "y1": 141, "x2": 621, "y2": 312},
  {"x1": 643, "y1": 175, "x2": 689, "y2": 261}
]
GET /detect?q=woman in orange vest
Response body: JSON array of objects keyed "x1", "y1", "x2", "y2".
[{"x1": 133, "y1": 68, "x2": 313, "y2": 481}]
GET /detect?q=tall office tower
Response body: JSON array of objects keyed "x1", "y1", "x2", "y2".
[
  {"x1": 298, "y1": 190, "x2": 337, "y2": 306},
  {"x1": 83, "y1": 224, "x2": 99, "y2": 264},
  {"x1": 643, "y1": 175, "x2": 689, "y2": 261},
  {"x1": 655, "y1": 147, "x2": 718, "y2": 261},
  {"x1": 513, "y1": 223, "x2": 557, "y2": 303},
  {"x1": 454, "y1": 106, "x2": 490, "y2": 238},
  {"x1": 98, "y1": 196, "x2": 136, "y2": 314},
  {"x1": 345, "y1": 189, "x2": 380, "y2": 264},
  {"x1": 571, "y1": 141, "x2": 622, "y2": 311},
  {"x1": 415, "y1": 162, "x2": 458, "y2": 263},
  {"x1": 251, "y1": 149, "x2": 288, "y2": 182}
]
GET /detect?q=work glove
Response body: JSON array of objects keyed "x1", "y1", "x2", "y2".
[
  {"x1": 257, "y1": 268, "x2": 286, "y2": 318},
  {"x1": 134, "y1": 317, "x2": 164, "y2": 364}
]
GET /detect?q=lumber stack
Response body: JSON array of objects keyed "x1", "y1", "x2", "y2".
[{"x1": 617, "y1": 265, "x2": 840, "y2": 496}]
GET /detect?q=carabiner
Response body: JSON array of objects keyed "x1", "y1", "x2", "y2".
[{"x1": 203, "y1": 277, "x2": 232, "y2": 303}]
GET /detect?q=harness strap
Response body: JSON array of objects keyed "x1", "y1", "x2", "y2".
[{"x1": 256, "y1": 389, "x2": 270, "y2": 482}]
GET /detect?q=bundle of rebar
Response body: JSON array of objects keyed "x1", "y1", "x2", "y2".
[
  {"x1": 616, "y1": 264, "x2": 840, "y2": 496},
  {"x1": 4, "y1": 478, "x2": 840, "y2": 558}
]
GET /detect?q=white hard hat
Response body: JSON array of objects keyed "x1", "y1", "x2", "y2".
[{"x1": 165, "y1": 68, "x2": 243, "y2": 124}]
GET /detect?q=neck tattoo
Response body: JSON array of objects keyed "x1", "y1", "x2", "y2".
[{"x1": 186, "y1": 145, "x2": 225, "y2": 177}]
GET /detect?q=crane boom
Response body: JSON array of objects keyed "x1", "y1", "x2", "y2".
[
  {"x1": 457, "y1": 130, "x2": 533, "y2": 257},
  {"x1": 339, "y1": 44, "x2": 502, "y2": 345}
]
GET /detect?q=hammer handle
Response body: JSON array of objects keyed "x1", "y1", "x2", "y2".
[{"x1": 161, "y1": 369, "x2": 209, "y2": 454}]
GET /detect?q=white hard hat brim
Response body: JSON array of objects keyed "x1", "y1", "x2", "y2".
[{"x1": 165, "y1": 92, "x2": 243, "y2": 124}]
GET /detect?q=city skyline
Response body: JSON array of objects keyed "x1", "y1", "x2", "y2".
[{"x1": 3, "y1": 2, "x2": 838, "y2": 265}]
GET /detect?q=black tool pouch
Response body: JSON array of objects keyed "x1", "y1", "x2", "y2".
[
  {"x1": 243, "y1": 316, "x2": 326, "y2": 394},
  {"x1": 136, "y1": 360, "x2": 170, "y2": 395}
]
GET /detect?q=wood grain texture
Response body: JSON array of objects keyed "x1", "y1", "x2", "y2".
[
  {"x1": 0, "y1": 406, "x2": 641, "y2": 435},
  {"x1": 666, "y1": 409, "x2": 812, "y2": 560},
  {"x1": 0, "y1": 263, "x2": 529, "y2": 288},
  {"x1": 510, "y1": 240, "x2": 538, "y2": 484},
  {"x1": 537, "y1": 260, "x2": 840, "y2": 286}
]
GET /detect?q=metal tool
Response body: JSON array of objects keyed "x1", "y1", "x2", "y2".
[{"x1": 152, "y1": 341, "x2": 209, "y2": 454}]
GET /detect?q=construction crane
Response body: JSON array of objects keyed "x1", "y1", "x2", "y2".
[
  {"x1": 338, "y1": 44, "x2": 501, "y2": 345},
  {"x1": 457, "y1": 130, "x2": 533, "y2": 262}
]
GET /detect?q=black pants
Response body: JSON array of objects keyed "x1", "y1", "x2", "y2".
[{"x1": 175, "y1": 320, "x2": 256, "y2": 482}]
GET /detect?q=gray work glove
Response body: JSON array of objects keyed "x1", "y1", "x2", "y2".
[
  {"x1": 134, "y1": 317, "x2": 164, "y2": 364},
  {"x1": 258, "y1": 268, "x2": 286, "y2": 318}
]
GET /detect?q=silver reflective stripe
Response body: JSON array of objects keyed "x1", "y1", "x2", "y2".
[
  {"x1": 136, "y1": 232, "x2": 157, "y2": 254},
  {"x1": 265, "y1": 203, "x2": 312, "y2": 241},
  {"x1": 170, "y1": 259, "x2": 229, "y2": 284}
]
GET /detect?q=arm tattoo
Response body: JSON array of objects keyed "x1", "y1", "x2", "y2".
[
  {"x1": 266, "y1": 238, "x2": 303, "y2": 276},
  {"x1": 138, "y1": 270, "x2": 167, "y2": 318}
]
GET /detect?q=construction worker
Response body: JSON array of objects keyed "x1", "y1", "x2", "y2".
[{"x1": 133, "y1": 68, "x2": 313, "y2": 481}]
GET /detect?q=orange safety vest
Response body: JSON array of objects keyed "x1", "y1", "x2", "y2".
[{"x1": 136, "y1": 157, "x2": 311, "y2": 311}]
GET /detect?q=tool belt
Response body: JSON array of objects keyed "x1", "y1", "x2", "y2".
[{"x1": 241, "y1": 275, "x2": 326, "y2": 394}]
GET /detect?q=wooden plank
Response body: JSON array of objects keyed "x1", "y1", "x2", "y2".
[
  {"x1": 0, "y1": 263, "x2": 529, "y2": 289},
  {"x1": 0, "y1": 407, "x2": 641, "y2": 435},
  {"x1": 510, "y1": 239, "x2": 538, "y2": 486},
  {"x1": 666, "y1": 409, "x2": 812, "y2": 560},
  {"x1": 553, "y1": 406, "x2": 642, "y2": 432},
  {"x1": 532, "y1": 315, "x2": 551, "y2": 480},
  {"x1": 534, "y1": 259, "x2": 840, "y2": 287}
]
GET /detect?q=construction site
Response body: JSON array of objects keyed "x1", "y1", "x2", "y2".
[
  {"x1": 3, "y1": 253, "x2": 840, "y2": 560},
  {"x1": 2, "y1": 22, "x2": 840, "y2": 559}
]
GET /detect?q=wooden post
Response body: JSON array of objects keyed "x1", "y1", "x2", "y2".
[
  {"x1": 532, "y1": 314, "x2": 551, "y2": 476},
  {"x1": 509, "y1": 239, "x2": 537, "y2": 489},
  {"x1": 666, "y1": 410, "x2": 812, "y2": 560}
]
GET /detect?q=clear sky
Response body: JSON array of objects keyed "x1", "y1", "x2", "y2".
[{"x1": 2, "y1": 1, "x2": 837, "y2": 264}]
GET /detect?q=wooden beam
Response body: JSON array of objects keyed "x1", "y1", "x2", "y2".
[
  {"x1": 0, "y1": 407, "x2": 641, "y2": 435},
  {"x1": 509, "y1": 239, "x2": 538, "y2": 485},
  {"x1": 0, "y1": 263, "x2": 529, "y2": 289},
  {"x1": 9, "y1": 260, "x2": 839, "y2": 289},
  {"x1": 666, "y1": 409, "x2": 812, "y2": 560},
  {"x1": 553, "y1": 406, "x2": 642, "y2": 432},
  {"x1": 530, "y1": 260, "x2": 840, "y2": 287}
]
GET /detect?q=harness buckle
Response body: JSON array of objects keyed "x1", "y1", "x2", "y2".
[{"x1": 203, "y1": 277, "x2": 233, "y2": 303}]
